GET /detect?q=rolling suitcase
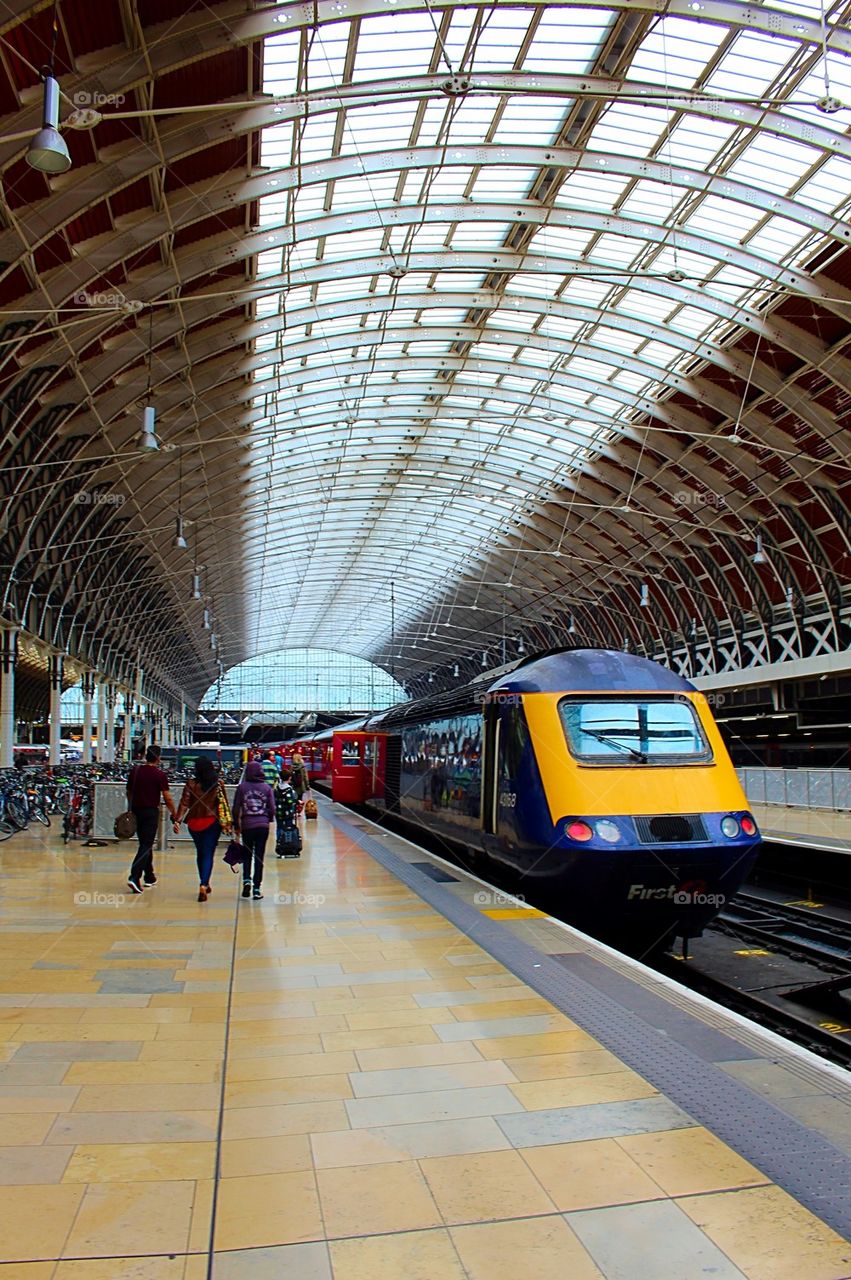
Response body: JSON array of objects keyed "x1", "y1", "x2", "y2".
[{"x1": 276, "y1": 824, "x2": 302, "y2": 858}]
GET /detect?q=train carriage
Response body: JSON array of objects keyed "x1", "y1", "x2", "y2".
[{"x1": 351, "y1": 648, "x2": 760, "y2": 953}]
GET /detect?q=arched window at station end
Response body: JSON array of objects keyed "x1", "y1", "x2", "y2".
[{"x1": 199, "y1": 647, "x2": 407, "y2": 715}]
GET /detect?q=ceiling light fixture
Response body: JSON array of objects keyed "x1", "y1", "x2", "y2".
[
  {"x1": 173, "y1": 515, "x2": 187, "y2": 550},
  {"x1": 138, "y1": 309, "x2": 159, "y2": 452},
  {"x1": 192, "y1": 571, "x2": 202, "y2": 600},
  {"x1": 139, "y1": 404, "x2": 159, "y2": 452},
  {"x1": 752, "y1": 533, "x2": 767, "y2": 565},
  {"x1": 26, "y1": 74, "x2": 71, "y2": 174},
  {"x1": 639, "y1": 583, "x2": 650, "y2": 608}
]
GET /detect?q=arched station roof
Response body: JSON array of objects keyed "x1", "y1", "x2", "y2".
[{"x1": 0, "y1": 0, "x2": 849, "y2": 712}]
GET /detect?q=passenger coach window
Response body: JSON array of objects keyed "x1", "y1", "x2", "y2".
[
  {"x1": 340, "y1": 741, "x2": 360, "y2": 765},
  {"x1": 559, "y1": 697, "x2": 712, "y2": 764}
]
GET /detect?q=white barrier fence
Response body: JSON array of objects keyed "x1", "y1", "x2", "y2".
[
  {"x1": 737, "y1": 768, "x2": 851, "y2": 812},
  {"x1": 92, "y1": 783, "x2": 239, "y2": 847}
]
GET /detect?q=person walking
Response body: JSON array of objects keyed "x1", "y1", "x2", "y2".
[
  {"x1": 127, "y1": 746, "x2": 177, "y2": 893},
  {"x1": 232, "y1": 760, "x2": 275, "y2": 900},
  {"x1": 260, "y1": 750, "x2": 280, "y2": 788},
  {"x1": 275, "y1": 767, "x2": 301, "y2": 858},
  {"x1": 173, "y1": 757, "x2": 222, "y2": 902},
  {"x1": 290, "y1": 749, "x2": 308, "y2": 801}
]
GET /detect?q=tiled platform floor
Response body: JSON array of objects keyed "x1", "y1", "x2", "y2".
[
  {"x1": 1, "y1": 809, "x2": 850, "y2": 1278},
  {"x1": 754, "y1": 802, "x2": 851, "y2": 850}
]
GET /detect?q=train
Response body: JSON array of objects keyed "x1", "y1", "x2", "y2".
[{"x1": 316, "y1": 648, "x2": 761, "y2": 954}]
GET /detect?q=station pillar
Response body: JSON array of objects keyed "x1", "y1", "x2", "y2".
[
  {"x1": 48, "y1": 654, "x2": 63, "y2": 767},
  {"x1": 0, "y1": 627, "x2": 18, "y2": 768}
]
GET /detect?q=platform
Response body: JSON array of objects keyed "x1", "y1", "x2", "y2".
[
  {"x1": 752, "y1": 802, "x2": 851, "y2": 852},
  {"x1": 1, "y1": 808, "x2": 851, "y2": 1278}
]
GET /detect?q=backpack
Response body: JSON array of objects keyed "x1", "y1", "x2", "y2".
[{"x1": 276, "y1": 782, "x2": 298, "y2": 826}]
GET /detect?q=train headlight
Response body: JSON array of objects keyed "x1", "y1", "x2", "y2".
[
  {"x1": 741, "y1": 814, "x2": 757, "y2": 836},
  {"x1": 594, "y1": 820, "x2": 621, "y2": 843},
  {"x1": 565, "y1": 819, "x2": 593, "y2": 842},
  {"x1": 720, "y1": 815, "x2": 740, "y2": 838}
]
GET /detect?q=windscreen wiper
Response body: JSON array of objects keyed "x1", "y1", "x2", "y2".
[{"x1": 584, "y1": 728, "x2": 647, "y2": 763}]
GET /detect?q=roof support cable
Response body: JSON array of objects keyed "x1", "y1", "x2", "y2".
[
  {"x1": 728, "y1": 332, "x2": 762, "y2": 445},
  {"x1": 818, "y1": 0, "x2": 842, "y2": 112},
  {"x1": 421, "y1": 0, "x2": 455, "y2": 76}
]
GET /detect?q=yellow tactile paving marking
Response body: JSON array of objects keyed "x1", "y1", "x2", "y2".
[{"x1": 0, "y1": 816, "x2": 849, "y2": 1279}]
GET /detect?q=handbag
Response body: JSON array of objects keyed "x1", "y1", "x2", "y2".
[
  {"x1": 115, "y1": 767, "x2": 138, "y2": 839},
  {"x1": 216, "y1": 779, "x2": 233, "y2": 835},
  {"x1": 304, "y1": 796, "x2": 318, "y2": 820},
  {"x1": 222, "y1": 839, "x2": 247, "y2": 871},
  {"x1": 114, "y1": 810, "x2": 137, "y2": 839}
]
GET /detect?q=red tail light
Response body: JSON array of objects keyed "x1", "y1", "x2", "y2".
[
  {"x1": 566, "y1": 820, "x2": 594, "y2": 842},
  {"x1": 741, "y1": 814, "x2": 757, "y2": 836}
]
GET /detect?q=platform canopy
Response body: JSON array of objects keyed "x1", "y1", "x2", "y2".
[{"x1": 0, "y1": 0, "x2": 849, "y2": 708}]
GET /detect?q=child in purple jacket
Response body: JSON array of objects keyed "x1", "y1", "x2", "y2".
[{"x1": 232, "y1": 760, "x2": 276, "y2": 900}]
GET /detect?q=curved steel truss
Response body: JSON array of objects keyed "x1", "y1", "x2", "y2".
[{"x1": 0, "y1": 0, "x2": 849, "y2": 711}]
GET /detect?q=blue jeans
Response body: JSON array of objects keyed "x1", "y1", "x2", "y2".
[
  {"x1": 242, "y1": 826, "x2": 269, "y2": 888},
  {"x1": 189, "y1": 821, "x2": 221, "y2": 886}
]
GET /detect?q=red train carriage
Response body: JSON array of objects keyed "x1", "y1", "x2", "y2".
[{"x1": 331, "y1": 730, "x2": 388, "y2": 804}]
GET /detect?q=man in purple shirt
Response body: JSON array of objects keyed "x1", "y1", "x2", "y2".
[{"x1": 127, "y1": 746, "x2": 176, "y2": 893}]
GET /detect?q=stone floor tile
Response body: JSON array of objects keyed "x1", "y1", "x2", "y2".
[
  {"x1": 220, "y1": 1133, "x2": 313, "y2": 1178},
  {"x1": 496, "y1": 1097, "x2": 697, "y2": 1148},
  {"x1": 419, "y1": 1148, "x2": 557, "y2": 1223},
  {"x1": 618, "y1": 1126, "x2": 770, "y2": 1196},
  {"x1": 317, "y1": 1160, "x2": 442, "y2": 1237},
  {"x1": 677, "y1": 1184, "x2": 851, "y2": 1280},
  {"x1": 520, "y1": 1137, "x2": 666, "y2": 1210},
  {"x1": 0, "y1": 1144, "x2": 72, "y2": 1184},
  {"x1": 63, "y1": 1179, "x2": 196, "y2": 1259},
  {"x1": 565, "y1": 1199, "x2": 749, "y2": 1280},
  {"x1": 329, "y1": 1227, "x2": 467, "y2": 1280},
  {"x1": 0, "y1": 1183, "x2": 84, "y2": 1261},
  {"x1": 46, "y1": 1110, "x2": 219, "y2": 1145},
  {"x1": 62, "y1": 1140, "x2": 216, "y2": 1183},
  {"x1": 311, "y1": 1116, "x2": 511, "y2": 1168},
  {"x1": 450, "y1": 1215, "x2": 604, "y2": 1280},
  {"x1": 348, "y1": 1060, "x2": 515, "y2": 1097},
  {"x1": 352, "y1": 1042, "x2": 485, "y2": 1071},
  {"x1": 346, "y1": 1083, "x2": 524, "y2": 1128},
  {"x1": 214, "y1": 1171, "x2": 324, "y2": 1250},
  {"x1": 211, "y1": 1241, "x2": 332, "y2": 1280},
  {"x1": 509, "y1": 1070, "x2": 658, "y2": 1111}
]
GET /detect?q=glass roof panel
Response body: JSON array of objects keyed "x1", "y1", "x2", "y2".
[{"x1": 250, "y1": 0, "x2": 851, "y2": 662}]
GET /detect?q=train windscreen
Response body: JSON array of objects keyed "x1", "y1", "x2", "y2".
[{"x1": 558, "y1": 696, "x2": 712, "y2": 765}]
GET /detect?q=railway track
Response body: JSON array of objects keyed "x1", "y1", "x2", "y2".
[{"x1": 659, "y1": 886, "x2": 851, "y2": 1066}]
